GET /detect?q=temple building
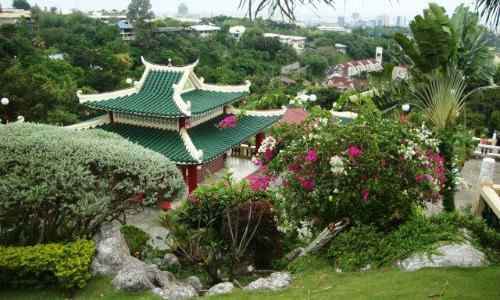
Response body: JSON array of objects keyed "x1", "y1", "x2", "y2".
[{"x1": 73, "y1": 57, "x2": 285, "y2": 192}]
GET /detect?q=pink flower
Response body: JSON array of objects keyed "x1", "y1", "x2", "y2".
[
  {"x1": 248, "y1": 175, "x2": 271, "y2": 191},
  {"x1": 218, "y1": 115, "x2": 237, "y2": 128},
  {"x1": 347, "y1": 146, "x2": 363, "y2": 160},
  {"x1": 361, "y1": 189, "x2": 369, "y2": 202},
  {"x1": 416, "y1": 174, "x2": 433, "y2": 183},
  {"x1": 305, "y1": 149, "x2": 318, "y2": 162},
  {"x1": 300, "y1": 178, "x2": 315, "y2": 191}
]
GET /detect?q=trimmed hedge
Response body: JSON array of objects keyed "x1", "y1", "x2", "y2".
[
  {"x1": 0, "y1": 123, "x2": 186, "y2": 245},
  {"x1": 0, "y1": 240, "x2": 95, "y2": 290}
]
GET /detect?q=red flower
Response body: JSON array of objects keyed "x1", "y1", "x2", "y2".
[
  {"x1": 263, "y1": 149, "x2": 274, "y2": 161},
  {"x1": 361, "y1": 189, "x2": 370, "y2": 202},
  {"x1": 248, "y1": 175, "x2": 271, "y2": 191},
  {"x1": 300, "y1": 178, "x2": 315, "y2": 191},
  {"x1": 160, "y1": 201, "x2": 172, "y2": 211}
]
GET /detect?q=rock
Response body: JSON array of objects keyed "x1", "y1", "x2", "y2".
[
  {"x1": 360, "y1": 264, "x2": 371, "y2": 272},
  {"x1": 398, "y1": 243, "x2": 487, "y2": 271},
  {"x1": 111, "y1": 258, "x2": 156, "y2": 291},
  {"x1": 186, "y1": 276, "x2": 203, "y2": 293},
  {"x1": 93, "y1": 223, "x2": 197, "y2": 299},
  {"x1": 424, "y1": 201, "x2": 444, "y2": 217},
  {"x1": 91, "y1": 222, "x2": 131, "y2": 276},
  {"x1": 163, "y1": 253, "x2": 181, "y2": 268},
  {"x1": 207, "y1": 282, "x2": 235, "y2": 296},
  {"x1": 159, "y1": 283, "x2": 198, "y2": 300},
  {"x1": 244, "y1": 272, "x2": 293, "y2": 291}
]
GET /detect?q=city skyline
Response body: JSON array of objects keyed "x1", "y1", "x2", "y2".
[{"x1": 0, "y1": 0, "x2": 479, "y2": 22}]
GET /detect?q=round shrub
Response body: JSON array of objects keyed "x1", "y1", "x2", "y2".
[
  {"x1": 0, "y1": 123, "x2": 185, "y2": 245},
  {"x1": 269, "y1": 112, "x2": 445, "y2": 230}
]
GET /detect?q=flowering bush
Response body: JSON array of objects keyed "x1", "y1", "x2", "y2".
[
  {"x1": 268, "y1": 112, "x2": 445, "y2": 230},
  {"x1": 218, "y1": 115, "x2": 238, "y2": 129}
]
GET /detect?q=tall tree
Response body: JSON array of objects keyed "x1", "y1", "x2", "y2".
[
  {"x1": 127, "y1": 0, "x2": 154, "y2": 26},
  {"x1": 12, "y1": 0, "x2": 31, "y2": 10},
  {"x1": 177, "y1": 3, "x2": 189, "y2": 16},
  {"x1": 239, "y1": 0, "x2": 335, "y2": 21},
  {"x1": 475, "y1": 0, "x2": 500, "y2": 25}
]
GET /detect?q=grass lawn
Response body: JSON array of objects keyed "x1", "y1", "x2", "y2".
[{"x1": 2, "y1": 266, "x2": 500, "y2": 300}]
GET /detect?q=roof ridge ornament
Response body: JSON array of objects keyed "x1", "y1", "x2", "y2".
[
  {"x1": 141, "y1": 56, "x2": 199, "y2": 72},
  {"x1": 179, "y1": 128, "x2": 203, "y2": 162}
]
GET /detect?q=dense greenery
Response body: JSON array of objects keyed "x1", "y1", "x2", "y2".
[
  {"x1": 166, "y1": 177, "x2": 281, "y2": 284},
  {"x1": 0, "y1": 123, "x2": 185, "y2": 245},
  {"x1": 0, "y1": 240, "x2": 95, "y2": 290},
  {"x1": 120, "y1": 225, "x2": 151, "y2": 259}
]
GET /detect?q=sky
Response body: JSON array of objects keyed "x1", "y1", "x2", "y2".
[{"x1": 0, "y1": 0, "x2": 477, "y2": 21}]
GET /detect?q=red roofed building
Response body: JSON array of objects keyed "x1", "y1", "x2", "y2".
[{"x1": 281, "y1": 108, "x2": 309, "y2": 125}]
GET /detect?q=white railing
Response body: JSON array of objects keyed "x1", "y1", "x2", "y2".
[{"x1": 473, "y1": 137, "x2": 500, "y2": 159}]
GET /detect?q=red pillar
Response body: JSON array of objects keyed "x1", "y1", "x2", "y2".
[
  {"x1": 187, "y1": 165, "x2": 198, "y2": 193},
  {"x1": 255, "y1": 132, "x2": 265, "y2": 152}
]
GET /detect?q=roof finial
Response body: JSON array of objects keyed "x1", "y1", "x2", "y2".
[{"x1": 168, "y1": 58, "x2": 173, "y2": 67}]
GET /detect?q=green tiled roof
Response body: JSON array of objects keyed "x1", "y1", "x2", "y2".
[
  {"x1": 84, "y1": 70, "x2": 248, "y2": 118},
  {"x1": 86, "y1": 71, "x2": 184, "y2": 118},
  {"x1": 95, "y1": 114, "x2": 281, "y2": 164},
  {"x1": 96, "y1": 122, "x2": 194, "y2": 163},
  {"x1": 182, "y1": 90, "x2": 247, "y2": 115}
]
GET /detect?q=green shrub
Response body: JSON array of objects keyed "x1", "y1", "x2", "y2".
[
  {"x1": 0, "y1": 123, "x2": 185, "y2": 245},
  {"x1": 166, "y1": 176, "x2": 282, "y2": 283},
  {"x1": 0, "y1": 240, "x2": 95, "y2": 290},
  {"x1": 121, "y1": 225, "x2": 150, "y2": 258},
  {"x1": 327, "y1": 212, "x2": 500, "y2": 271},
  {"x1": 270, "y1": 111, "x2": 446, "y2": 230}
]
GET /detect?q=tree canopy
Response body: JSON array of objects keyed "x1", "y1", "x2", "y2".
[{"x1": 12, "y1": 0, "x2": 31, "y2": 10}]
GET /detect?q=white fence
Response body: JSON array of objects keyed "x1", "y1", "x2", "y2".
[{"x1": 473, "y1": 137, "x2": 500, "y2": 159}]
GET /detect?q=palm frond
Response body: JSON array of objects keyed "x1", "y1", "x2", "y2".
[{"x1": 475, "y1": 0, "x2": 500, "y2": 26}]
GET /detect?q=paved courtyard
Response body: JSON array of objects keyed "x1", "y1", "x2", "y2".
[{"x1": 201, "y1": 157, "x2": 259, "y2": 185}]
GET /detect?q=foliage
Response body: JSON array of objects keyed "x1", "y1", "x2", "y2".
[
  {"x1": 328, "y1": 212, "x2": 500, "y2": 271},
  {"x1": 12, "y1": 0, "x2": 31, "y2": 10},
  {"x1": 0, "y1": 240, "x2": 95, "y2": 290},
  {"x1": 121, "y1": 225, "x2": 150, "y2": 259},
  {"x1": 327, "y1": 213, "x2": 462, "y2": 271},
  {"x1": 239, "y1": 0, "x2": 335, "y2": 21},
  {"x1": 268, "y1": 111, "x2": 446, "y2": 231},
  {"x1": 0, "y1": 123, "x2": 185, "y2": 245},
  {"x1": 395, "y1": 4, "x2": 457, "y2": 74},
  {"x1": 475, "y1": 0, "x2": 500, "y2": 26},
  {"x1": 411, "y1": 70, "x2": 467, "y2": 130},
  {"x1": 165, "y1": 176, "x2": 281, "y2": 283},
  {"x1": 127, "y1": 0, "x2": 154, "y2": 26}
]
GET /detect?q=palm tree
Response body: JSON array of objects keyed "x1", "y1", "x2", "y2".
[
  {"x1": 239, "y1": 0, "x2": 335, "y2": 21},
  {"x1": 475, "y1": 0, "x2": 500, "y2": 25}
]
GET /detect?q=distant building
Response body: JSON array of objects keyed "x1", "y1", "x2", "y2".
[
  {"x1": 0, "y1": 8, "x2": 31, "y2": 26},
  {"x1": 337, "y1": 16, "x2": 345, "y2": 27},
  {"x1": 190, "y1": 24, "x2": 220, "y2": 38},
  {"x1": 326, "y1": 47, "x2": 384, "y2": 90},
  {"x1": 335, "y1": 43, "x2": 347, "y2": 54},
  {"x1": 263, "y1": 33, "x2": 306, "y2": 54},
  {"x1": 117, "y1": 20, "x2": 135, "y2": 41},
  {"x1": 88, "y1": 11, "x2": 127, "y2": 23},
  {"x1": 229, "y1": 25, "x2": 246, "y2": 40},
  {"x1": 153, "y1": 27, "x2": 186, "y2": 34},
  {"x1": 48, "y1": 53, "x2": 65, "y2": 61},
  {"x1": 317, "y1": 25, "x2": 351, "y2": 33}
]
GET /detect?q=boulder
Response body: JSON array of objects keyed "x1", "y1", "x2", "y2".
[
  {"x1": 244, "y1": 272, "x2": 293, "y2": 291},
  {"x1": 207, "y1": 282, "x2": 235, "y2": 296},
  {"x1": 91, "y1": 222, "x2": 131, "y2": 276},
  {"x1": 186, "y1": 276, "x2": 203, "y2": 293},
  {"x1": 163, "y1": 253, "x2": 181, "y2": 268},
  {"x1": 93, "y1": 223, "x2": 198, "y2": 299},
  {"x1": 398, "y1": 243, "x2": 487, "y2": 271}
]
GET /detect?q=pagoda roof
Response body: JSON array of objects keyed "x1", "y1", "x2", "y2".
[
  {"x1": 93, "y1": 110, "x2": 284, "y2": 164},
  {"x1": 77, "y1": 57, "x2": 250, "y2": 118}
]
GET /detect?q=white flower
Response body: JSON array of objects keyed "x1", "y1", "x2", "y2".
[
  {"x1": 329, "y1": 155, "x2": 346, "y2": 175},
  {"x1": 297, "y1": 220, "x2": 314, "y2": 243},
  {"x1": 258, "y1": 136, "x2": 277, "y2": 153}
]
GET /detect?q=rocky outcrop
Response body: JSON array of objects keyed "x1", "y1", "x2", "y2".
[
  {"x1": 397, "y1": 242, "x2": 487, "y2": 271},
  {"x1": 163, "y1": 253, "x2": 181, "y2": 269},
  {"x1": 92, "y1": 223, "x2": 197, "y2": 299},
  {"x1": 207, "y1": 282, "x2": 235, "y2": 296},
  {"x1": 244, "y1": 272, "x2": 293, "y2": 291},
  {"x1": 186, "y1": 276, "x2": 203, "y2": 293}
]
